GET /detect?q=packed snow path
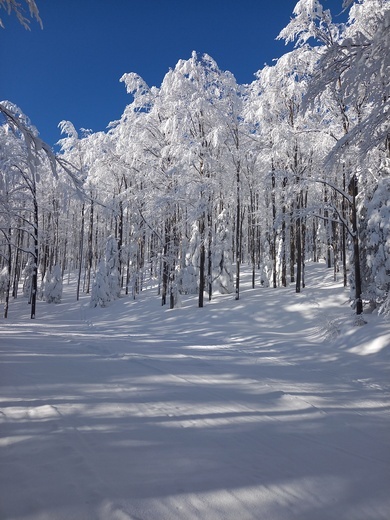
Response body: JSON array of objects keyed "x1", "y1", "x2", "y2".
[{"x1": 1, "y1": 265, "x2": 390, "y2": 520}]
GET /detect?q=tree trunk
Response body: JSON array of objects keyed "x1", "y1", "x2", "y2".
[
  {"x1": 3, "y1": 227, "x2": 12, "y2": 318},
  {"x1": 271, "y1": 165, "x2": 277, "y2": 288},
  {"x1": 301, "y1": 189, "x2": 308, "y2": 289},
  {"x1": 207, "y1": 211, "x2": 213, "y2": 301},
  {"x1": 161, "y1": 220, "x2": 169, "y2": 306},
  {"x1": 249, "y1": 191, "x2": 256, "y2": 289},
  {"x1": 76, "y1": 203, "x2": 85, "y2": 302},
  {"x1": 349, "y1": 176, "x2": 363, "y2": 315},
  {"x1": 295, "y1": 187, "x2": 302, "y2": 294},
  {"x1": 312, "y1": 218, "x2": 317, "y2": 263},
  {"x1": 117, "y1": 199, "x2": 124, "y2": 288},
  {"x1": 290, "y1": 212, "x2": 295, "y2": 283},
  {"x1": 324, "y1": 186, "x2": 332, "y2": 268},
  {"x1": 198, "y1": 215, "x2": 205, "y2": 308},
  {"x1": 281, "y1": 178, "x2": 287, "y2": 287},
  {"x1": 342, "y1": 170, "x2": 348, "y2": 287},
  {"x1": 86, "y1": 199, "x2": 94, "y2": 294},
  {"x1": 12, "y1": 223, "x2": 22, "y2": 298},
  {"x1": 30, "y1": 197, "x2": 39, "y2": 319},
  {"x1": 295, "y1": 217, "x2": 302, "y2": 293},
  {"x1": 235, "y1": 164, "x2": 241, "y2": 300}
]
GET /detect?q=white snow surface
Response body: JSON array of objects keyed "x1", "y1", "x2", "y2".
[{"x1": 1, "y1": 263, "x2": 389, "y2": 520}]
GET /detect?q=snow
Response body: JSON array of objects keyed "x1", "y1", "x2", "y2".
[{"x1": 1, "y1": 263, "x2": 389, "y2": 520}]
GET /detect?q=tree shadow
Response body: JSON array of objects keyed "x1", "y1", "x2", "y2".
[{"x1": 1, "y1": 329, "x2": 390, "y2": 520}]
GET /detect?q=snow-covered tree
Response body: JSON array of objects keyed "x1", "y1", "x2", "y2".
[
  {"x1": 90, "y1": 261, "x2": 111, "y2": 308},
  {"x1": 0, "y1": 266, "x2": 9, "y2": 301},
  {"x1": 362, "y1": 176, "x2": 390, "y2": 309},
  {"x1": 2, "y1": 0, "x2": 386, "y2": 322},
  {"x1": 22, "y1": 257, "x2": 34, "y2": 300},
  {"x1": 277, "y1": 0, "x2": 390, "y2": 314},
  {"x1": 303, "y1": 0, "x2": 390, "y2": 158},
  {"x1": 43, "y1": 265, "x2": 63, "y2": 303},
  {"x1": 105, "y1": 235, "x2": 121, "y2": 300},
  {"x1": 89, "y1": 236, "x2": 121, "y2": 308}
]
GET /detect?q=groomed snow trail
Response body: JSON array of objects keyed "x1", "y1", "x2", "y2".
[{"x1": 1, "y1": 264, "x2": 389, "y2": 520}]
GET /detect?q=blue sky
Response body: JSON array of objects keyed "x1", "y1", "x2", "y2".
[{"x1": 1, "y1": 0, "x2": 345, "y2": 147}]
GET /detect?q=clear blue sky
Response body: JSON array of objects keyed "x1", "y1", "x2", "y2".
[{"x1": 0, "y1": 0, "x2": 345, "y2": 147}]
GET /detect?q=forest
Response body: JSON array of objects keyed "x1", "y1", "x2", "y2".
[{"x1": 0, "y1": 0, "x2": 389, "y2": 320}]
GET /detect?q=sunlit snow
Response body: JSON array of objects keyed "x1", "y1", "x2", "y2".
[{"x1": 1, "y1": 263, "x2": 389, "y2": 520}]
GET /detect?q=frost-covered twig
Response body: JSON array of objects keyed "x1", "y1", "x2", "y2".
[{"x1": 0, "y1": 0, "x2": 42, "y2": 29}]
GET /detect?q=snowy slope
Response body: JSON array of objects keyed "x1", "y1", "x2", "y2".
[{"x1": 1, "y1": 263, "x2": 389, "y2": 520}]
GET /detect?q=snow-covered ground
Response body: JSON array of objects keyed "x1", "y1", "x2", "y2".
[{"x1": 1, "y1": 263, "x2": 389, "y2": 520}]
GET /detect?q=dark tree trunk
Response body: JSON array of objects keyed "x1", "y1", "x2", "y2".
[
  {"x1": 3, "y1": 227, "x2": 12, "y2": 318},
  {"x1": 198, "y1": 215, "x2": 205, "y2": 308},
  {"x1": 324, "y1": 186, "x2": 332, "y2": 268},
  {"x1": 235, "y1": 164, "x2": 241, "y2": 300},
  {"x1": 86, "y1": 199, "x2": 94, "y2": 294},
  {"x1": 76, "y1": 203, "x2": 85, "y2": 302},
  {"x1": 290, "y1": 212, "x2": 295, "y2": 283},
  {"x1": 271, "y1": 165, "x2": 277, "y2": 288},
  {"x1": 302, "y1": 188, "x2": 308, "y2": 289},
  {"x1": 349, "y1": 176, "x2": 363, "y2": 315},
  {"x1": 281, "y1": 178, "x2": 287, "y2": 287},
  {"x1": 208, "y1": 211, "x2": 213, "y2": 301},
  {"x1": 117, "y1": 199, "x2": 124, "y2": 288},
  {"x1": 295, "y1": 215, "x2": 302, "y2": 294},
  {"x1": 12, "y1": 224, "x2": 22, "y2": 298},
  {"x1": 30, "y1": 197, "x2": 39, "y2": 319},
  {"x1": 250, "y1": 191, "x2": 256, "y2": 289},
  {"x1": 162, "y1": 220, "x2": 169, "y2": 306},
  {"x1": 342, "y1": 170, "x2": 348, "y2": 287}
]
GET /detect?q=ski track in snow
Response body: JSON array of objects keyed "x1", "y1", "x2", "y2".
[{"x1": 1, "y1": 264, "x2": 390, "y2": 520}]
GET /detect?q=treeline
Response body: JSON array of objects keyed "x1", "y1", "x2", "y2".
[{"x1": 0, "y1": 0, "x2": 389, "y2": 319}]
